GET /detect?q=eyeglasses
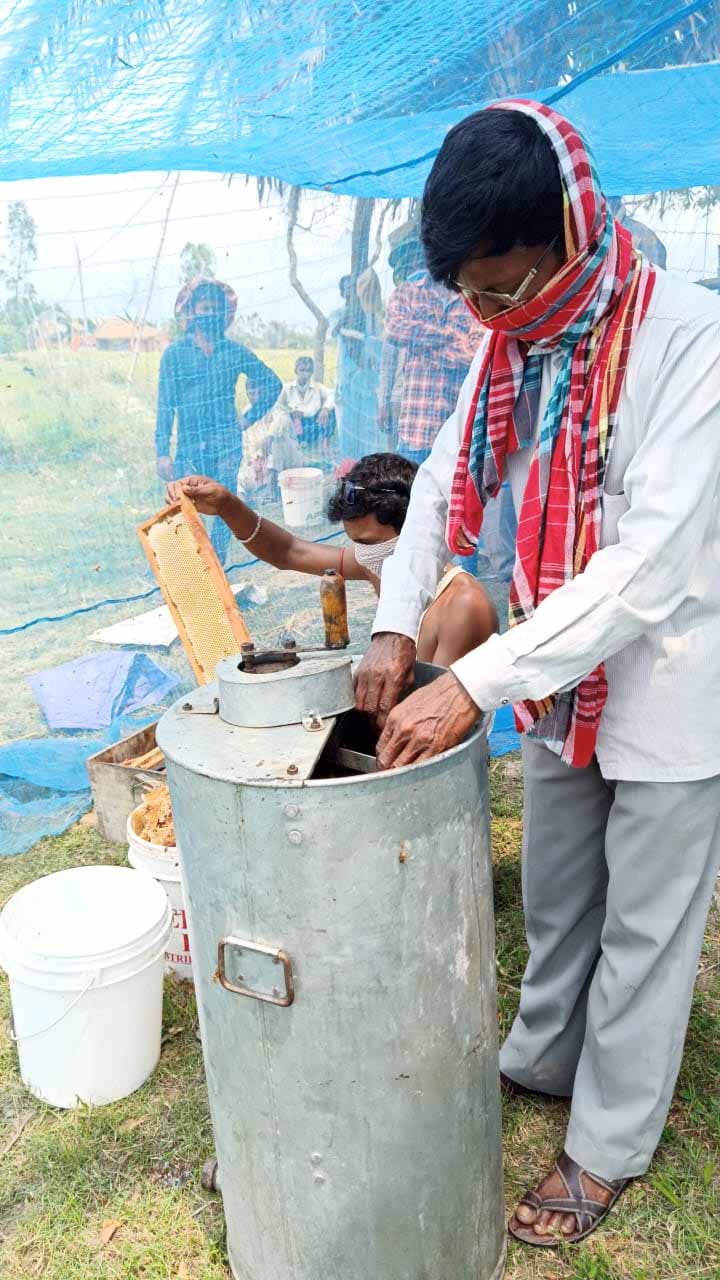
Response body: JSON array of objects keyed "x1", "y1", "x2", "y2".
[
  {"x1": 454, "y1": 237, "x2": 560, "y2": 314},
  {"x1": 339, "y1": 479, "x2": 410, "y2": 507}
]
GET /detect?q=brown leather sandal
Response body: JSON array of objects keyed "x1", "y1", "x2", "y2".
[{"x1": 509, "y1": 1150, "x2": 628, "y2": 1248}]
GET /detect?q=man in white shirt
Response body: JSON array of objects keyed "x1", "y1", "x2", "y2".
[
  {"x1": 356, "y1": 100, "x2": 720, "y2": 1248},
  {"x1": 278, "y1": 355, "x2": 335, "y2": 447}
]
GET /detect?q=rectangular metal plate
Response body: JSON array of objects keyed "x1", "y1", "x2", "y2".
[
  {"x1": 160, "y1": 685, "x2": 337, "y2": 784},
  {"x1": 217, "y1": 937, "x2": 294, "y2": 1006}
]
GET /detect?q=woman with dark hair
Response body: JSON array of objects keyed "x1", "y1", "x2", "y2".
[{"x1": 167, "y1": 452, "x2": 497, "y2": 667}]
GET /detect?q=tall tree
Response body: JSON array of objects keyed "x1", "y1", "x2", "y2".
[
  {"x1": 0, "y1": 200, "x2": 39, "y2": 346},
  {"x1": 2, "y1": 201, "x2": 37, "y2": 302},
  {"x1": 285, "y1": 186, "x2": 330, "y2": 380},
  {"x1": 179, "y1": 241, "x2": 217, "y2": 284}
]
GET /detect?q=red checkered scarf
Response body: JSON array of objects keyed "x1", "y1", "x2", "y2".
[{"x1": 447, "y1": 99, "x2": 655, "y2": 767}]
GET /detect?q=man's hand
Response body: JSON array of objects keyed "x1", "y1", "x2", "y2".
[
  {"x1": 354, "y1": 633, "x2": 416, "y2": 730},
  {"x1": 376, "y1": 671, "x2": 480, "y2": 771},
  {"x1": 157, "y1": 455, "x2": 174, "y2": 483},
  {"x1": 166, "y1": 475, "x2": 232, "y2": 517},
  {"x1": 318, "y1": 407, "x2": 330, "y2": 428}
]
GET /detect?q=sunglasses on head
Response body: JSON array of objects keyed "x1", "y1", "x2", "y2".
[{"x1": 339, "y1": 479, "x2": 410, "y2": 507}]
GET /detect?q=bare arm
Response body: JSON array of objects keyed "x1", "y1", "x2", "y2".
[
  {"x1": 419, "y1": 578, "x2": 499, "y2": 667},
  {"x1": 167, "y1": 476, "x2": 369, "y2": 580}
]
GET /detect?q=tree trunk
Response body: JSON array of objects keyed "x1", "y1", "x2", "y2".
[
  {"x1": 286, "y1": 186, "x2": 329, "y2": 381},
  {"x1": 346, "y1": 197, "x2": 375, "y2": 335}
]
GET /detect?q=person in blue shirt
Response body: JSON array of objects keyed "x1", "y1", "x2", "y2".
[{"x1": 155, "y1": 276, "x2": 281, "y2": 564}]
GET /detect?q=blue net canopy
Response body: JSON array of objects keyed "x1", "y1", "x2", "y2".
[{"x1": 1, "y1": 0, "x2": 719, "y2": 194}]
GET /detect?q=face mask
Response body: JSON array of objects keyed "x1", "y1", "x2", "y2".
[
  {"x1": 353, "y1": 535, "x2": 400, "y2": 579},
  {"x1": 192, "y1": 313, "x2": 226, "y2": 340}
]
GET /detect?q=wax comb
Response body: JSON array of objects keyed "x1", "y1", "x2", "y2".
[{"x1": 137, "y1": 494, "x2": 250, "y2": 683}]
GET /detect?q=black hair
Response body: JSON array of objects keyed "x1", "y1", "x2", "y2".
[
  {"x1": 421, "y1": 109, "x2": 564, "y2": 290},
  {"x1": 326, "y1": 453, "x2": 418, "y2": 531},
  {"x1": 295, "y1": 355, "x2": 314, "y2": 372}
]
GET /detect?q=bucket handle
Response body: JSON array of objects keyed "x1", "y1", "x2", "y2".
[
  {"x1": 9, "y1": 943, "x2": 170, "y2": 1042},
  {"x1": 9, "y1": 973, "x2": 96, "y2": 1043}
]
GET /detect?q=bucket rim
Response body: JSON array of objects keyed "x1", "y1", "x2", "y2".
[
  {"x1": 0, "y1": 907, "x2": 171, "y2": 989},
  {"x1": 278, "y1": 466, "x2": 323, "y2": 485},
  {"x1": 127, "y1": 811, "x2": 179, "y2": 865},
  {"x1": 0, "y1": 866, "x2": 172, "y2": 980},
  {"x1": 128, "y1": 845, "x2": 182, "y2": 884}
]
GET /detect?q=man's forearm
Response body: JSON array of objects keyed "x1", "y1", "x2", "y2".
[{"x1": 217, "y1": 492, "x2": 340, "y2": 575}]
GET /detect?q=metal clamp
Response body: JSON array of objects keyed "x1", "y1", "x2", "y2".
[
  {"x1": 301, "y1": 710, "x2": 324, "y2": 732},
  {"x1": 216, "y1": 937, "x2": 295, "y2": 1007},
  {"x1": 181, "y1": 697, "x2": 219, "y2": 716}
]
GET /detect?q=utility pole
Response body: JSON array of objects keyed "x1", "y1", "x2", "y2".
[
  {"x1": 75, "y1": 242, "x2": 89, "y2": 339},
  {"x1": 127, "y1": 172, "x2": 180, "y2": 396}
]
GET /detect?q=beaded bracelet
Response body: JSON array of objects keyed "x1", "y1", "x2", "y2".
[{"x1": 239, "y1": 513, "x2": 263, "y2": 546}]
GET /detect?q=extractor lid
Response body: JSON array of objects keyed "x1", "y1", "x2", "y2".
[{"x1": 216, "y1": 647, "x2": 355, "y2": 729}]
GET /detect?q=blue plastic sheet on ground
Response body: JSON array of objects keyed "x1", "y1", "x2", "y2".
[
  {"x1": 27, "y1": 651, "x2": 179, "y2": 731},
  {"x1": 0, "y1": 783, "x2": 93, "y2": 858},
  {"x1": 0, "y1": 710, "x2": 170, "y2": 857},
  {"x1": 489, "y1": 704, "x2": 521, "y2": 758},
  {"x1": 0, "y1": 735, "x2": 112, "y2": 793}
]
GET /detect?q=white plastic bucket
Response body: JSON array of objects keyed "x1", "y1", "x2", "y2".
[
  {"x1": 278, "y1": 467, "x2": 324, "y2": 527},
  {"x1": 0, "y1": 865, "x2": 171, "y2": 1109},
  {"x1": 127, "y1": 812, "x2": 192, "y2": 980}
]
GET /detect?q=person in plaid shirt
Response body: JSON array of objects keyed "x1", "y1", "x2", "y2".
[{"x1": 378, "y1": 233, "x2": 482, "y2": 467}]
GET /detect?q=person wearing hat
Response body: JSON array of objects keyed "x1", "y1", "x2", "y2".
[{"x1": 155, "y1": 277, "x2": 282, "y2": 563}]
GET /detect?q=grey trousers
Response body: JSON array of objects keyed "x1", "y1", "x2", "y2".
[{"x1": 499, "y1": 739, "x2": 720, "y2": 1181}]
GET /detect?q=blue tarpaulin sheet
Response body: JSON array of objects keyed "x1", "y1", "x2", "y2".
[
  {"x1": 0, "y1": 735, "x2": 113, "y2": 793},
  {"x1": 3, "y1": 651, "x2": 177, "y2": 856},
  {"x1": 27, "y1": 652, "x2": 179, "y2": 732},
  {"x1": 488, "y1": 704, "x2": 521, "y2": 758},
  {"x1": 0, "y1": 710, "x2": 167, "y2": 857}
]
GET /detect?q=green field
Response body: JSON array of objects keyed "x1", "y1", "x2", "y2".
[{"x1": 0, "y1": 762, "x2": 718, "y2": 1279}]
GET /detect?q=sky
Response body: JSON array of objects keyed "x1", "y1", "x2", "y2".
[
  {"x1": 0, "y1": 171, "x2": 391, "y2": 330},
  {"x1": 0, "y1": 171, "x2": 719, "y2": 332}
]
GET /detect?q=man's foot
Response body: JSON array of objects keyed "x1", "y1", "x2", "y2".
[{"x1": 509, "y1": 1150, "x2": 628, "y2": 1247}]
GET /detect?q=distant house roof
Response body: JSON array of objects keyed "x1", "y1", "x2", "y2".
[{"x1": 93, "y1": 317, "x2": 164, "y2": 342}]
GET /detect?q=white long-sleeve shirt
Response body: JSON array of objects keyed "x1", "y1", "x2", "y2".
[
  {"x1": 278, "y1": 379, "x2": 334, "y2": 417},
  {"x1": 373, "y1": 270, "x2": 720, "y2": 781}
]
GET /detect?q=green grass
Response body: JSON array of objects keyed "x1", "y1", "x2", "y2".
[
  {"x1": 0, "y1": 827, "x2": 227, "y2": 1280},
  {"x1": 1, "y1": 766, "x2": 718, "y2": 1279}
]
